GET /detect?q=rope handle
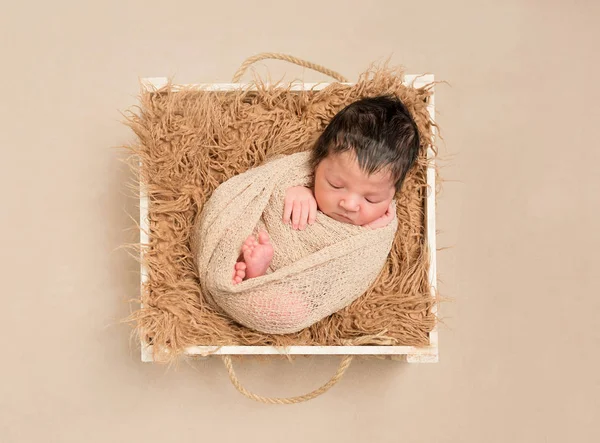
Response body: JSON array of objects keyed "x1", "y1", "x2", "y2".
[
  {"x1": 224, "y1": 53, "x2": 350, "y2": 404},
  {"x1": 222, "y1": 355, "x2": 353, "y2": 404},
  {"x1": 232, "y1": 52, "x2": 349, "y2": 83}
]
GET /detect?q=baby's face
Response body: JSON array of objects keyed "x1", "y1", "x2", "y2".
[{"x1": 314, "y1": 152, "x2": 395, "y2": 226}]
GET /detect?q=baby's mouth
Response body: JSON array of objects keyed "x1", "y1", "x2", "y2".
[{"x1": 336, "y1": 213, "x2": 354, "y2": 223}]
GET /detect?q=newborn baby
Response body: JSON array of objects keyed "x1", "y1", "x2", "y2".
[{"x1": 232, "y1": 95, "x2": 420, "y2": 284}]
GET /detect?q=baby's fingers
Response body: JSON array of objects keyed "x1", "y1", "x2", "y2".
[
  {"x1": 308, "y1": 198, "x2": 317, "y2": 225},
  {"x1": 292, "y1": 200, "x2": 301, "y2": 229},
  {"x1": 298, "y1": 200, "x2": 309, "y2": 230},
  {"x1": 386, "y1": 202, "x2": 396, "y2": 219},
  {"x1": 283, "y1": 199, "x2": 293, "y2": 224}
]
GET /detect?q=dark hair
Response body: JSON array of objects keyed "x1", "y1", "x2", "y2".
[{"x1": 311, "y1": 95, "x2": 420, "y2": 191}]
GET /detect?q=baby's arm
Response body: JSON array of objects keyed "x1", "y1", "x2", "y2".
[{"x1": 283, "y1": 186, "x2": 317, "y2": 230}]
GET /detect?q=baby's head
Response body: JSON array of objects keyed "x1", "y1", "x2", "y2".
[{"x1": 311, "y1": 95, "x2": 420, "y2": 226}]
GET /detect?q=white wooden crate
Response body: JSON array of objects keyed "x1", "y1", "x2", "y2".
[{"x1": 139, "y1": 75, "x2": 438, "y2": 363}]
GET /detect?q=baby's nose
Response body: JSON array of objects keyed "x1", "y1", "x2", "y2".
[{"x1": 340, "y1": 198, "x2": 359, "y2": 212}]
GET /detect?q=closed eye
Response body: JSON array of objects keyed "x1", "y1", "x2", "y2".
[
  {"x1": 366, "y1": 198, "x2": 382, "y2": 204},
  {"x1": 328, "y1": 181, "x2": 342, "y2": 189}
]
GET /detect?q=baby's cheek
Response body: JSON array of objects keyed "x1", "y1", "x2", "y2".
[
  {"x1": 319, "y1": 193, "x2": 336, "y2": 212},
  {"x1": 363, "y1": 204, "x2": 387, "y2": 224},
  {"x1": 360, "y1": 209, "x2": 376, "y2": 225}
]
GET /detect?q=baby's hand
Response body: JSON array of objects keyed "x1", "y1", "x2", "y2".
[
  {"x1": 364, "y1": 201, "x2": 396, "y2": 229},
  {"x1": 283, "y1": 186, "x2": 317, "y2": 230}
]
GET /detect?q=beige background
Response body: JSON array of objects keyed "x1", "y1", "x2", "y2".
[{"x1": 1, "y1": 0, "x2": 598, "y2": 442}]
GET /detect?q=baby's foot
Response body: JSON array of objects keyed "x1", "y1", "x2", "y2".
[
  {"x1": 243, "y1": 231, "x2": 274, "y2": 279},
  {"x1": 233, "y1": 231, "x2": 274, "y2": 284}
]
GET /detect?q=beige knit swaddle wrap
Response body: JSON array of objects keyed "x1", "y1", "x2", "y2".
[{"x1": 192, "y1": 151, "x2": 398, "y2": 334}]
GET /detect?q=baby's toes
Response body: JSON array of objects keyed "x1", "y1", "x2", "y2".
[
  {"x1": 258, "y1": 231, "x2": 270, "y2": 244},
  {"x1": 233, "y1": 269, "x2": 246, "y2": 284},
  {"x1": 242, "y1": 237, "x2": 254, "y2": 251},
  {"x1": 233, "y1": 262, "x2": 247, "y2": 284},
  {"x1": 243, "y1": 245, "x2": 254, "y2": 263}
]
